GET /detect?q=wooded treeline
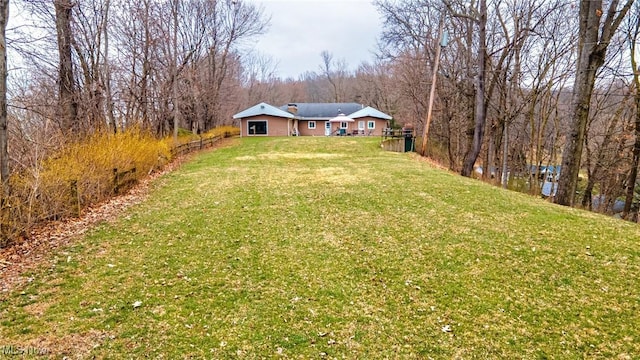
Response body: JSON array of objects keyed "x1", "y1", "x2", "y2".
[
  {"x1": 370, "y1": 0, "x2": 639, "y2": 219},
  {"x1": 2, "y1": 0, "x2": 640, "y2": 225},
  {"x1": 3, "y1": 0, "x2": 265, "y2": 199},
  {"x1": 1, "y1": 0, "x2": 268, "y2": 242},
  {"x1": 8, "y1": 0, "x2": 267, "y2": 137}
]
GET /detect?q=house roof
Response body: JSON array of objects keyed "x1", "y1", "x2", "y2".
[
  {"x1": 233, "y1": 102, "x2": 295, "y2": 119},
  {"x1": 347, "y1": 106, "x2": 393, "y2": 120},
  {"x1": 280, "y1": 103, "x2": 365, "y2": 119},
  {"x1": 233, "y1": 102, "x2": 393, "y2": 121}
]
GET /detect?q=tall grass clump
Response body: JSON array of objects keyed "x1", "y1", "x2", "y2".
[{"x1": 1, "y1": 129, "x2": 171, "y2": 245}]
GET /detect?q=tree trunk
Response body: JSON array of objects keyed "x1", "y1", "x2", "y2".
[
  {"x1": 0, "y1": 0, "x2": 8, "y2": 195},
  {"x1": 556, "y1": 0, "x2": 634, "y2": 206},
  {"x1": 461, "y1": 0, "x2": 487, "y2": 177},
  {"x1": 581, "y1": 130, "x2": 595, "y2": 209},
  {"x1": 624, "y1": 94, "x2": 640, "y2": 219},
  {"x1": 54, "y1": 0, "x2": 78, "y2": 133},
  {"x1": 172, "y1": 0, "x2": 179, "y2": 143},
  {"x1": 556, "y1": 0, "x2": 600, "y2": 206},
  {"x1": 501, "y1": 120, "x2": 509, "y2": 188},
  {"x1": 624, "y1": 8, "x2": 640, "y2": 220},
  {"x1": 103, "y1": 0, "x2": 117, "y2": 134},
  {"x1": 0, "y1": 0, "x2": 8, "y2": 244},
  {"x1": 582, "y1": 178, "x2": 595, "y2": 209}
]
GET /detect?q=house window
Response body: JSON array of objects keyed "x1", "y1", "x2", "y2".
[
  {"x1": 340, "y1": 121, "x2": 348, "y2": 129},
  {"x1": 368, "y1": 121, "x2": 375, "y2": 129},
  {"x1": 308, "y1": 121, "x2": 316, "y2": 129},
  {"x1": 247, "y1": 120, "x2": 267, "y2": 135}
]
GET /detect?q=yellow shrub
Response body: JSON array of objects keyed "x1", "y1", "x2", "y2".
[
  {"x1": 1, "y1": 129, "x2": 169, "y2": 243},
  {"x1": 203, "y1": 125, "x2": 240, "y2": 138},
  {"x1": 1, "y1": 126, "x2": 237, "y2": 245}
]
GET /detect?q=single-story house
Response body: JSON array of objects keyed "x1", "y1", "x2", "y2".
[{"x1": 232, "y1": 102, "x2": 392, "y2": 137}]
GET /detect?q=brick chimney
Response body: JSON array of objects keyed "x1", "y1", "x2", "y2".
[{"x1": 287, "y1": 103, "x2": 298, "y2": 115}]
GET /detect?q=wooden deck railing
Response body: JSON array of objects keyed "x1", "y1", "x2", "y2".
[
  {"x1": 381, "y1": 128, "x2": 416, "y2": 153},
  {"x1": 382, "y1": 128, "x2": 415, "y2": 139}
]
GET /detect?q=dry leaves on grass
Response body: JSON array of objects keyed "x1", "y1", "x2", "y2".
[
  {"x1": 0, "y1": 173, "x2": 163, "y2": 297},
  {"x1": 24, "y1": 330, "x2": 112, "y2": 358}
]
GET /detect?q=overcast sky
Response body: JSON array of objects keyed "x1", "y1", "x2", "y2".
[{"x1": 245, "y1": 0, "x2": 383, "y2": 80}]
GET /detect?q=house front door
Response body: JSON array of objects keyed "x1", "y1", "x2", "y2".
[
  {"x1": 325, "y1": 121, "x2": 331, "y2": 136},
  {"x1": 358, "y1": 121, "x2": 365, "y2": 134}
]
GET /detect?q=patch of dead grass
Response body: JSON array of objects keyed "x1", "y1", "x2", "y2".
[{"x1": 24, "y1": 330, "x2": 112, "y2": 358}]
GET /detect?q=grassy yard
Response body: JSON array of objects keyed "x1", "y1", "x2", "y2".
[{"x1": 1, "y1": 136, "x2": 640, "y2": 358}]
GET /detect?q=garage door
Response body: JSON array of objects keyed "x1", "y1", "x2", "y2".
[{"x1": 247, "y1": 120, "x2": 267, "y2": 135}]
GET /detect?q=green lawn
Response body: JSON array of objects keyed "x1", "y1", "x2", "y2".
[{"x1": 1, "y1": 136, "x2": 640, "y2": 358}]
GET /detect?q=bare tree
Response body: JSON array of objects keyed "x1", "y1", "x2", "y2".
[
  {"x1": 320, "y1": 50, "x2": 338, "y2": 102},
  {"x1": 242, "y1": 52, "x2": 281, "y2": 105},
  {"x1": 460, "y1": 0, "x2": 487, "y2": 177},
  {"x1": 354, "y1": 60, "x2": 399, "y2": 115},
  {"x1": 102, "y1": 0, "x2": 116, "y2": 133},
  {"x1": 623, "y1": 3, "x2": 640, "y2": 219},
  {"x1": 105, "y1": 0, "x2": 266, "y2": 135},
  {"x1": 556, "y1": 0, "x2": 634, "y2": 206},
  {"x1": 319, "y1": 50, "x2": 350, "y2": 103},
  {"x1": 54, "y1": 0, "x2": 78, "y2": 132},
  {"x1": 112, "y1": 0, "x2": 157, "y2": 131},
  {"x1": 581, "y1": 83, "x2": 631, "y2": 210},
  {"x1": 172, "y1": 0, "x2": 179, "y2": 141},
  {"x1": 0, "y1": 0, "x2": 8, "y2": 195},
  {"x1": 375, "y1": 0, "x2": 442, "y2": 142}
]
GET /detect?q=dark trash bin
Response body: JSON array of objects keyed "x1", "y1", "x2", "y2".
[{"x1": 403, "y1": 130, "x2": 414, "y2": 152}]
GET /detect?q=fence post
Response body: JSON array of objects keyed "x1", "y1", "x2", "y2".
[
  {"x1": 0, "y1": 196, "x2": 7, "y2": 247},
  {"x1": 71, "y1": 180, "x2": 81, "y2": 217},
  {"x1": 113, "y1": 168, "x2": 119, "y2": 194}
]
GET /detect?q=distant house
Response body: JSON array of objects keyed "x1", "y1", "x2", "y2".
[{"x1": 232, "y1": 102, "x2": 392, "y2": 137}]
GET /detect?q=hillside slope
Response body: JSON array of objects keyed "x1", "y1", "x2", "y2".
[{"x1": 1, "y1": 137, "x2": 639, "y2": 358}]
